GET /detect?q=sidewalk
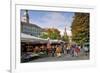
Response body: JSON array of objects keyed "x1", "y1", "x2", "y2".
[{"x1": 29, "y1": 52, "x2": 89, "y2": 62}]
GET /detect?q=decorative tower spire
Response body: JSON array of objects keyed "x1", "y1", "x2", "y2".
[{"x1": 64, "y1": 25, "x2": 67, "y2": 36}]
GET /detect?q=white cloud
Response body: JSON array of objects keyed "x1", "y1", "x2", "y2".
[
  {"x1": 29, "y1": 12, "x2": 72, "y2": 36},
  {"x1": 59, "y1": 27, "x2": 72, "y2": 36},
  {"x1": 67, "y1": 30, "x2": 72, "y2": 36},
  {"x1": 41, "y1": 12, "x2": 67, "y2": 28}
]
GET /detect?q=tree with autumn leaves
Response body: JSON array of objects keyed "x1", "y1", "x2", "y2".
[
  {"x1": 40, "y1": 28, "x2": 61, "y2": 40},
  {"x1": 71, "y1": 13, "x2": 90, "y2": 45},
  {"x1": 40, "y1": 28, "x2": 69, "y2": 42}
]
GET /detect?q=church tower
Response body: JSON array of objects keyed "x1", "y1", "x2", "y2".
[
  {"x1": 21, "y1": 10, "x2": 29, "y2": 23},
  {"x1": 64, "y1": 25, "x2": 67, "y2": 36}
]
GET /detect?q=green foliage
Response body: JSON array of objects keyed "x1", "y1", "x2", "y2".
[
  {"x1": 71, "y1": 13, "x2": 89, "y2": 44},
  {"x1": 61, "y1": 34, "x2": 69, "y2": 42},
  {"x1": 40, "y1": 32, "x2": 48, "y2": 39},
  {"x1": 40, "y1": 28, "x2": 61, "y2": 40}
]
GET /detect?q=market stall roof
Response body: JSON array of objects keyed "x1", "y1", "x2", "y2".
[
  {"x1": 21, "y1": 33, "x2": 64, "y2": 44},
  {"x1": 21, "y1": 33, "x2": 47, "y2": 43},
  {"x1": 50, "y1": 40, "x2": 64, "y2": 43}
]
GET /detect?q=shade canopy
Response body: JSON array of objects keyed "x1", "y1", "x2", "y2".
[
  {"x1": 21, "y1": 33, "x2": 64, "y2": 44},
  {"x1": 21, "y1": 33, "x2": 48, "y2": 43}
]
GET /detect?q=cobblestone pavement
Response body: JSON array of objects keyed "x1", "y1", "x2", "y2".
[{"x1": 29, "y1": 52, "x2": 89, "y2": 62}]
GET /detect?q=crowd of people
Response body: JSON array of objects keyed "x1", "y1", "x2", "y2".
[
  {"x1": 21, "y1": 42, "x2": 90, "y2": 63},
  {"x1": 25, "y1": 43, "x2": 81, "y2": 58}
]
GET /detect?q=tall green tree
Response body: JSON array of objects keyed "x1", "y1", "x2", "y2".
[{"x1": 71, "y1": 13, "x2": 89, "y2": 45}]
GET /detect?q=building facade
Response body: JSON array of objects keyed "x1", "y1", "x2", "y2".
[
  {"x1": 21, "y1": 10, "x2": 43, "y2": 37},
  {"x1": 21, "y1": 22, "x2": 43, "y2": 37}
]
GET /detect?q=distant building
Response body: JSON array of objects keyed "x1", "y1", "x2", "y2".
[
  {"x1": 64, "y1": 26, "x2": 67, "y2": 36},
  {"x1": 21, "y1": 22, "x2": 43, "y2": 37},
  {"x1": 21, "y1": 10, "x2": 29, "y2": 23},
  {"x1": 21, "y1": 10, "x2": 43, "y2": 37},
  {"x1": 63, "y1": 25, "x2": 72, "y2": 43}
]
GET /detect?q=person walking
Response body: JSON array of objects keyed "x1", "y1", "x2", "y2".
[
  {"x1": 66, "y1": 45, "x2": 70, "y2": 54},
  {"x1": 75, "y1": 46, "x2": 80, "y2": 56},
  {"x1": 70, "y1": 45, "x2": 75, "y2": 57},
  {"x1": 51, "y1": 46, "x2": 55, "y2": 57},
  {"x1": 63, "y1": 45, "x2": 66, "y2": 55},
  {"x1": 56, "y1": 46, "x2": 61, "y2": 57}
]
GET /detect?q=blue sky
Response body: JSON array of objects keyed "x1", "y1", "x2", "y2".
[{"x1": 21, "y1": 10, "x2": 75, "y2": 36}]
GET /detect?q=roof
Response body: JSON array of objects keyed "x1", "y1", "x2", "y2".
[
  {"x1": 21, "y1": 22, "x2": 42, "y2": 29},
  {"x1": 21, "y1": 33, "x2": 64, "y2": 44},
  {"x1": 21, "y1": 33, "x2": 47, "y2": 43}
]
